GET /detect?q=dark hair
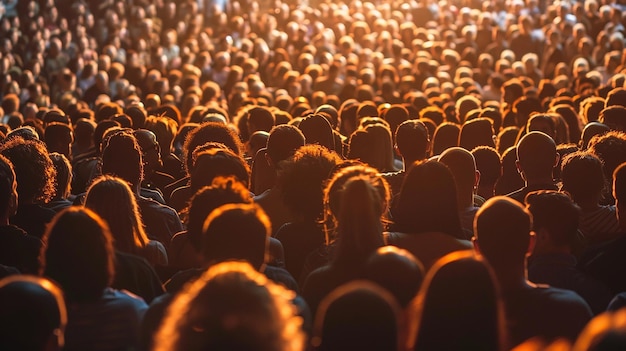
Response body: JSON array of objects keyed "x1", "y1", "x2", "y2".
[
  {"x1": 516, "y1": 131, "x2": 557, "y2": 180},
  {"x1": 40, "y1": 207, "x2": 114, "y2": 303},
  {"x1": 588, "y1": 131, "x2": 626, "y2": 181},
  {"x1": 49, "y1": 153, "x2": 72, "y2": 199},
  {"x1": 431, "y1": 122, "x2": 460, "y2": 156},
  {"x1": 0, "y1": 155, "x2": 15, "y2": 216},
  {"x1": 395, "y1": 119, "x2": 430, "y2": 161},
  {"x1": 525, "y1": 190, "x2": 581, "y2": 247},
  {"x1": 266, "y1": 124, "x2": 306, "y2": 166},
  {"x1": 101, "y1": 132, "x2": 144, "y2": 188},
  {"x1": 561, "y1": 152, "x2": 606, "y2": 203},
  {"x1": 299, "y1": 114, "x2": 335, "y2": 151},
  {"x1": 190, "y1": 148, "x2": 251, "y2": 191},
  {"x1": 411, "y1": 252, "x2": 505, "y2": 351},
  {"x1": 182, "y1": 122, "x2": 244, "y2": 173},
  {"x1": 201, "y1": 203, "x2": 271, "y2": 269},
  {"x1": 0, "y1": 137, "x2": 56, "y2": 204},
  {"x1": 278, "y1": 145, "x2": 342, "y2": 221},
  {"x1": 472, "y1": 146, "x2": 501, "y2": 187},
  {"x1": 394, "y1": 160, "x2": 464, "y2": 238},
  {"x1": 348, "y1": 124, "x2": 395, "y2": 172},
  {"x1": 459, "y1": 118, "x2": 495, "y2": 151}
]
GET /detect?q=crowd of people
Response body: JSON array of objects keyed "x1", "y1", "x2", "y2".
[{"x1": 2, "y1": 0, "x2": 626, "y2": 349}]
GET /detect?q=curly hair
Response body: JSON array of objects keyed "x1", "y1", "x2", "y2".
[{"x1": 0, "y1": 138, "x2": 56, "y2": 204}]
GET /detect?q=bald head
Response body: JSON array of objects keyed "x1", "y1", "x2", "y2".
[
  {"x1": 516, "y1": 131, "x2": 558, "y2": 181},
  {"x1": 474, "y1": 196, "x2": 533, "y2": 268}
]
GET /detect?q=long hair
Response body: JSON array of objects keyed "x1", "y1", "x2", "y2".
[
  {"x1": 323, "y1": 165, "x2": 390, "y2": 268},
  {"x1": 85, "y1": 176, "x2": 150, "y2": 255},
  {"x1": 393, "y1": 160, "x2": 464, "y2": 238}
]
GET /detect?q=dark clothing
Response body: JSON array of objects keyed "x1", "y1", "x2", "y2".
[
  {"x1": 137, "y1": 196, "x2": 183, "y2": 248},
  {"x1": 302, "y1": 264, "x2": 361, "y2": 317},
  {"x1": 507, "y1": 182, "x2": 559, "y2": 204},
  {"x1": 10, "y1": 203, "x2": 56, "y2": 239},
  {"x1": 162, "y1": 176, "x2": 188, "y2": 202},
  {"x1": 579, "y1": 233, "x2": 626, "y2": 295},
  {"x1": 504, "y1": 284, "x2": 593, "y2": 346},
  {"x1": 0, "y1": 224, "x2": 42, "y2": 274},
  {"x1": 45, "y1": 198, "x2": 74, "y2": 212},
  {"x1": 276, "y1": 221, "x2": 326, "y2": 281},
  {"x1": 112, "y1": 251, "x2": 165, "y2": 304},
  {"x1": 381, "y1": 169, "x2": 405, "y2": 199},
  {"x1": 528, "y1": 253, "x2": 613, "y2": 315}
]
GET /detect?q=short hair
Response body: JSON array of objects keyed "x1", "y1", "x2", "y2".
[
  {"x1": 561, "y1": 152, "x2": 606, "y2": 203},
  {"x1": 0, "y1": 138, "x2": 56, "y2": 204},
  {"x1": 525, "y1": 190, "x2": 581, "y2": 247},
  {"x1": 432, "y1": 122, "x2": 460, "y2": 156},
  {"x1": 144, "y1": 115, "x2": 178, "y2": 154},
  {"x1": 182, "y1": 122, "x2": 244, "y2": 173},
  {"x1": 472, "y1": 146, "x2": 501, "y2": 186},
  {"x1": 459, "y1": 118, "x2": 495, "y2": 151},
  {"x1": 588, "y1": 131, "x2": 626, "y2": 181},
  {"x1": 298, "y1": 114, "x2": 335, "y2": 151},
  {"x1": 266, "y1": 124, "x2": 306, "y2": 166},
  {"x1": 599, "y1": 105, "x2": 626, "y2": 132},
  {"x1": 439, "y1": 147, "x2": 478, "y2": 200},
  {"x1": 247, "y1": 106, "x2": 275, "y2": 133},
  {"x1": 0, "y1": 275, "x2": 67, "y2": 351},
  {"x1": 516, "y1": 131, "x2": 557, "y2": 179},
  {"x1": 190, "y1": 147, "x2": 251, "y2": 190},
  {"x1": 49, "y1": 153, "x2": 72, "y2": 199},
  {"x1": 101, "y1": 132, "x2": 144, "y2": 188},
  {"x1": 154, "y1": 261, "x2": 304, "y2": 351},
  {"x1": 40, "y1": 207, "x2": 114, "y2": 303},
  {"x1": 395, "y1": 119, "x2": 430, "y2": 161},
  {"x1": 474, "y1": 196, "x2": 533, "y2": 267}
]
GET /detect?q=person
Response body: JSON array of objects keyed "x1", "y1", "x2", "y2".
[
  {"x1": 84, "y1": 176, "x2": 168, "y2": 267},
  {"x1": 153, "y1": 261, "x2": 304, "y2": 351},
  {"x1": 438, "y1": 147, "x2": 481, "y2": 235},
  {"x1": 382, "y1": 119, "x2": 430, "y2": 198},
  {"x1": 588, "y1": 131, "x2": 626, "y2": 204},
  {"x1": 39, "y1": 207, "x2": 148, "y2": 351},
  {"x1": 254, "y1": 124, "x2": 306, "y2": 236},
  {"x1": 525, "y1": 190, "x2": 613, "y2": 315},
  {"x1": 560, "y1": 151, "x2": 620, "y2": 245},
  {"x1": 0, "y1": 275, "x2": 67, "y2": 351},
  {"x1": 275, "y1": 145, "x2": 342, "y2": 280},
  {"x1": 387, "y1": 160, "x2": 472, "y2": 269},
  {"x1": 473, "y1": 196, "x2": 592, "y2": 346},
  {"x1": 472, "y1": 146, "x2": 502, "y2": 201},
  {"x1": 312, "y1": 281, "x2": 402, "y2": 351},
  {"x1": 46, "y1": 152, "x2": 74, "y2": 212},
  {"x1": 0, "y1": 154, "x2": 42, "y2": 274},
  {"x1": 507, "y1": 131, "x2": 559, "y2": 204},
  {"x1": 302, "y1": 166, "x2": 390, "y2": 316},
  {"x1": 134, "y1": 129, "x2": 174, "y2": 197},
  {"x1": 573, "y1": 309, "x2": 626, "y2": 350},
  {"x1": 0, "y1": 137, "x2": 57, "y2": 239},
  {"x1": 100, "y1": 131, "x2": 183, "y2": 247},
  {"x1": 408, "y1": 251, "x2": 507, "y2": 351},
  {"x1": 169, "y1": 177, "x2": 253, "y2": 270}
]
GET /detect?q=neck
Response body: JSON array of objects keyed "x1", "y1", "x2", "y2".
[
  {"x1": 493, "y1": 263, "x2": 529, "y2": 291},
  {"x1": 525, "y1": 175, "x2": 553, "y2": 186}
]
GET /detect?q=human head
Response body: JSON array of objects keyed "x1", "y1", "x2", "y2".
[
  {"x1": 154, "y1": 261, "x2": 304, "y2": 351},
  {"x1": 525, "y1": 190, "x2": 581, "y2": 250},
  {"x1": 588, "y1": 131, "x2": 626, "y2": 182},
  {"x1": 474, "y1": 196, "x2": 533, "y2": 269},
  {"x1": 182, "y1": 122, "x2": 244, "y2": 174},
  {"x1": 40, "y1": 207, "x2": 114, "y2": 303},
  {"x1": 580, "y1": 122, "x2": 609, "y2": 150},
  {"x1": 0, "y1": 137, "x2": 56, "y2": 205},
  {"x1": 49, "y1": 153, "x2": 72, "y2": 200},
  {"x1": 561, "y1": 152, "x2": 606, "y2": 205},
  {"x1": 298, "y1": 114, "x2": 335, "y2": 151},
  {"x1": 190, "y1": 148, "x2": 250, "y2": 191},
  {"x1": 394, "y1": 160, "x2": 464, "y2": 238},
  {"x1": 438, "y1": 147, "x2": 480, "y2": 209},
  {"x1": 409, "y1": 251, "x2": 505, "y2": 351},
  {"x1": 395, "y1": 119, "x2": 430, "y2": 162},
  {"x1": 472, "y1": 146, "x2": 501, "y2": 199},
  {"x1": 144, "y1": 115, "x2": 178, "y2": 156},
  {"x1": 516, "y1": 131, "x2": 558, "y2": 182},
  {"x1": 0, "y1": 275, "x2": 67, "y2": 351},
  {"x1": 313, "y1": 281, "x2": 401, "y2": 351},
  {"x1": 265, "y1": 124, "x2": 306, "y2": 168},
  {"x1": 100, "y1": 131, "x2": 143, "y2": 189},
  {"x1": 201, "y1": 203, "x2": 271, "y2": 270},
  {"x1": 431, "y1": 122, "x2": 460, "y2": 156},
  {"x1": 348, "y1": 123, "x2": 395, "y2": 172},
  {"x1": 134, "y1": 129, "x2": 163, "y2": 173},
  {"x1": 0, "y1": 154, "x2": 17, "y2": 218},
  {"x1": 44, "y1": 123, "x2": 73, "y2": 159}
]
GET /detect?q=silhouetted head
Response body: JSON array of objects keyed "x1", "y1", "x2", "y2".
[
  {"x1": 266, "y1": 124, "x2": 306, "y2": 168},
  {"x1": 516, "y1": 131, "x2": 558, "y2": 182},
  {"x1": 395, "y1": 119, "x2": 430, "y2": 162},
  {"x1": 313, "y1": 281, "x2": 401, "y2": 351}
]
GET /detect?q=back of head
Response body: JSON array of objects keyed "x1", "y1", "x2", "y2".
[
  {"x1": 561, "y1": 151, "x2": 605, "y2": 203},
  {"x1": 183, "y1": 122, "x2": 244, "y2": 173},
  {"x1": 0, "y1": 137, "x2": 56, "y2": 205},
  {"x1": 438, "y1": 147, "x2": 478, "y2": 203},
  {"x1": 411, "y1": 251, "x2": 504, "y2": 351},
  {"x1": 41, "y1": 207, "x2": 114, "y2": 303},
  {"x1": 49, "y1": 153, "x2": 72, "y2": 200},
  {"x1": 525, "y1": 190, "x2": 581, "y2": 248},
  {"x1": 588, "y1": 131, "x2": 626, "y2": 181},
  {"x1": 581, "y1": 122, "x2": 609, "y2": 150},
  {"x1": 472, "y1": 146, "x2": 501, "y2": 188},
  {"x1": 247, "y1": 106, "x2": 276, "y2": 134},
  {"x1": 298, "y1": 114, "x2": 335, "y2": 151},
  {"x1": 44, "y1": 123, "x2": 73, "y2": 157},
  {"x1": 459, "y1": 118, "x2": 495, "y2": 151},
  {"x1": 154, "y1": 261, "x2": 304, "y2": 351},
  {"x1": 432, "y1": 122, "x2": 460, "y2": 156},
  {"x1": 573, "y1": 309, "x2": 626, "y2": 351},
  {"x1": 348, "y1": 124, "x2": 395, "y2": 172},
  {"x1": 201, "y1": 203, "x2": 270, "y2": 270},
  {"x1": 363, "y1": 246, "x2": 425, "y2": 308},
  {"x1": 144, "y1": 115, "x2": 177, "y2": 154},
  {"x1": 313, "y1": 281, "x2": 401, "y2": 351},
  {"x1": 474, "y1": 196, "x2": 532, "y2": 269},
  {"x1": 395, "y1": 119, "x2": 430, "y2": 162},
  {"x1": 0, "y1": 276, "x2": 67, "y2": 351},
  {"x1": 191, "y1": 148, "x2": 251, "y2": 190},
  {"x1": 101, "y1": 131, "x2": 143, "y2": 188},
  {"x1": 266, "y1": 124, "x2": 306, "y2": 166},
  {"x1": 516, "y1": 131, "x2": 557, "y2": 181},
  {"x1": 395, "y1": 161, "x2": 463, "y2": 237}
]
